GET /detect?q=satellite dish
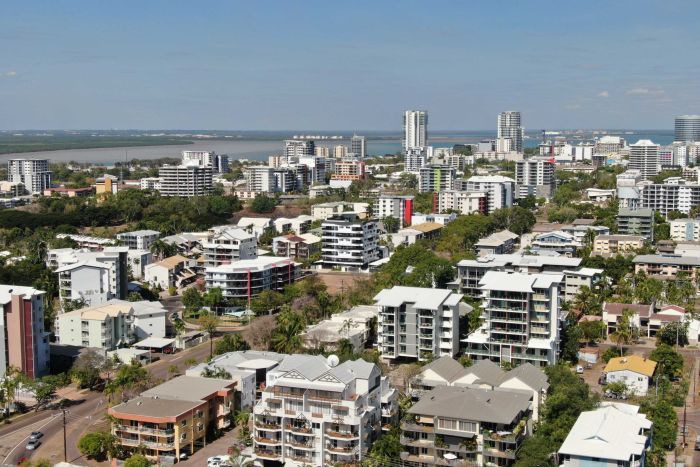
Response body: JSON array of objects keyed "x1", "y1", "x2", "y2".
[{"x1": 327, "y1": 354, "x2": 340, "y2": 367}]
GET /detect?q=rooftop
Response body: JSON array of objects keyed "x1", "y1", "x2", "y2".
[
  {"x1": 475, "y1": 230, "x2": 519, "y2": 247},
  {"x1": 604, "y1": 355, "x2": 657, "y2": 377},
  {"x1": 374, "y1": 286, "x2": 462, "y2": 309},
  {"x1": 633, "y1": 254, "x2": 700, "y2": 266},
  {"x1": 410, "y1": 222, "x2": 444, "y2": 234},
  {"x1": 60, "y1": 302, "x2": 133, "y2": 320},
  {"x1": 152, "y1": 255, "x2": 190, "y2": 269},
  {"x1": 110, "y1": 396, "x2": 202, "y2": 419},
  {"x1": 141, "y1": 375, "x2": 235, "y2": 402},
  {"x1": 205, "y1": 256, "x2": 297, "y2": 273},
  {"x1": 0, "y1": 285, "x2": 45, "y2": 304},
  {"x1": 479, "y1": 271, "x2": 563, "y2": 293}
]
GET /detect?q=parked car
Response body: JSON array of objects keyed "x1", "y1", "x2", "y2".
[
  {"x1": 576, "y1": 365, "x2": 584, "y2": 374},
  {"x1": 694, "y1": 435, "x2": 700, "y2": 450}
]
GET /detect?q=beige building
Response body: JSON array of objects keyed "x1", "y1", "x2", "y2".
[
  {"x1": 144, "y1": 255, "x2": 197, "y2": 290},
  {"x1": 633, "y1": 254, "x2": 700, "y2": 282},
  {"x1": 593, "y1": 235, "x2": 645, "y2": 255},
  {"x1": 109, "y1": 376, "x2": 236, "y2": 461},
  {"x1": 55, "y1": 301, "x2": 134, "y2": 350}
]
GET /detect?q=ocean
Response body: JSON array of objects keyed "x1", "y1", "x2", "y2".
[{"x1": 0, "y1": 130, "x2": 675, "y2": 165}]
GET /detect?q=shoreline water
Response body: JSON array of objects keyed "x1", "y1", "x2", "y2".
[{"x1": 0, "y1": 130, "x2": 675, "y2": 165}]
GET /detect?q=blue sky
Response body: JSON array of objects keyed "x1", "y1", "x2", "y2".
[{"x1": 1, "y1": 1, "x2": 698, "y2": 130}]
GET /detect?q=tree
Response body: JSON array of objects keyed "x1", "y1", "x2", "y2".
[
  {"x1": 173, "y1": 317, "x2": 186, "y2": 348},
  {"x1": 215, "y1": 333, "x2": 249, "y2": 355},
  {"x1": 149, "y1": 239, "x2": 177, "y2": 260},
  {"x1": 250, "y1": 290, "x2": 285, "y2": 316},
  {"x1": 650, "y1": 344, "x2": 684, "y2": 379},
  {"x1": 490, "y1": 206, "x2": 536, "y2": 235},
  {"x1": 640, "y1": 398, "x2": 677, "y2": 450},
  {"x1": 579, "y1": 320, "x2": 606, "y2": 344},
  {"x1": 105, "y1": 362, "x2": 149, "y2": 400},
  {"x1": 243, "y1": 315, "x2": 276, "y2": 350},
  {"x1": 124, "y1": 454, "x2": 150, "y2": 467},
  {"x1": 203, "y1": 287, "x2": 224, "y2": 311},
  {"x1": 271, "y1": 311, "x2": 304, "y2": 353},
  {"x1": 336, "y1": 338, "x2": 355, "y2": 358},
  {"x1": 0, "y1": 366, "x2": 27, "y2": 416},
  {"x1": 30, "y1": 380, "x2": 56, "y2": 410},
  {"x1": 250, "y1": 194, "x2": 277, "y2": 213},
  {"x1": 234, "y1": 410, "x2": 250, "y2": 427},
  {"x1": 199, "y1": 312, "x2": 221, "y2": 359},
  {"x1": 559, "y1": 315, "x2": 582, "y2": 365},
  {"x1": 610, "y1": 308, "x2": 635, "y2": 356},
  {"x1": 382, "y1": 216, "x2": 400, "y2": 234},
  {"x1": 70, "y1": 349, "x2": 105, "y2": 388},
  {"x1": 656, "y1": 321, "x2": 689, "y2": 347},
  {"x1": 397, "y1": 172, "x2": 418, "y2": 190},
  {"x1": 127, "y1": 292, "x2": 143, "y2": 302},
  {"x1": 365, "y1": 427, "x2": 402, "y2": 466},
  {"x1": 201, "y1": 366, "x2": 232, "y2": 379},
  {"x1": 182, "y1": 287, "x2": 203, "y2": 311},
  {"x1": 77, "y1": 432, "x2": 117, "y2": 460}
]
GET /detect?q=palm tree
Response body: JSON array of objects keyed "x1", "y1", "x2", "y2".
[
  {"x1": 234, "y1": 410, "x2": 250, "y2": 427},
  {"x1": 227, "y1": 455, "x2": 253, "y2": 467},
  {"x1": 271, "y1": 313, "x2": 304, "y2": 354},
  {"x1": 198, "y1": 312, "x2": 221, "y2": 359},
  {"x1": 173, "y1": 318, "x2": 186, "y2": 349},
  {"x1": 610, "y1": 308, "x2": 634, "y2": 356}
]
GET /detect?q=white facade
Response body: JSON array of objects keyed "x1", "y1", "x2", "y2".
[
  {"x1": 670, "y1": 218, "x2": 700, "y2": 241},
  {"x1": 205, "y1": 256, "x2": 300, "y2": 300},
  {"x1": 418, "y1": 164, "x2": 455, "y2": 193},
  {"x1": 403, "y1": 110, "x2": 428, "y2": 149},
  {"x1": 375, "y1": 196, "x2": 413, "y2": 228},
  {"x1": 284, "y1": 139, "x2": 315, "y2": 163},
  {"x1": 55, "y1": 301, "x2": 135, "y2": 349},
  {"x1": 139, "y1": 177, "x2": 162, "y2": 190},
  {"x1": 321, "y1": 217, "x2": 380, "y2": 271},
  {"x1": 461, "y1": 175, "x2": 515, "y2": 213},
  {"x1": 159, "y1": 162, "x2": 213, "y2": 197},
  {"x1": 375, "y1": 286, "x2": 466, "y2": 361},
  {"x1": 131, "y1": 301, "x2": 168, "y2": 340},
  {"x1": 404, "y1": 146, "x2": 432, "y2": 172},
  {"x1": 629, "y1": 140, "x2": 660, "y2": 180},
  {"x1": 437, "y1": 190, "x2": 486, "y2": 215},
  {"x1": 246, "y1": 166, "x2": 276, "y2": 193},
  {"x1": 116, "y1": 230, "x2": 160, "y2": 250},
  {"x1": 127, "y1": 249, "x2": 153, "y2": 280},
  {"x1": 202, "y1": 226, "x2": 258, "y2": 268},
  {"x1": 497, "y1": 111, "x2": 523, "y2": 152},
  {"x1": 8, "y1": 159, "x2": 52, "y2": 194},
  {"x1": 515, "y1": 158, "x2": 555, "y2": 198}
]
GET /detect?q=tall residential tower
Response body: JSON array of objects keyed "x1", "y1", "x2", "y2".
[
  {"x1": 403, "y1": 110, "x2": 428, "y2": 149},
  {"x1": 497, "y1": 111, "x2": 524, "y2": 153}
]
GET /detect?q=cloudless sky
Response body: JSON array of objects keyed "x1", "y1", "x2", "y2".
[{"x1": 1, "y1": 1, "x2": 699, "y2": 130}]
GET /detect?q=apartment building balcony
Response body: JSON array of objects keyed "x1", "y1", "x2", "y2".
[
  {"x1": 401, "y1": 421, "x2": 434, "y2": 433},
  {"x1": 325, "y1": 444, "x2": 356, "y2": 455},
  {"x1": 254, "y1": 448, "x2": 282, "y2": 461},
  {"x1": 287, "y1": 452, "x2": 315, "y2": 464},
  {"x1": 289, "y1": 425, "x2": 314, "y2": 436},
  {"x1": 326, "y1": 429, "x2": 360, "y2": 440},
  {"x1": 400, "y1": 435, "x2": 433, "y2": 447},
  {"x1": 120, "y1": 437, "x2": 175, "y2": 450},
  {"x1": 254, "y1": 436, "x2": 282, "y2": 446},
  {"x1": 114, "y1": 424, "x2": 174, "y2": 437},
  {"x1": 287, "y1": 438, "x2": 315, "y2": 450},
  {"x1": 483, "y1": 447, "x2": 517, "y2": 460},
  {"x1": 254, "y1": 419, "x2": 282, "y2": 431},
  {"x1": 400, "y1": 452, "x2": 434, "y2": 463}
]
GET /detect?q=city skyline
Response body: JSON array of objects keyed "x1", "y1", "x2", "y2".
[{"x1": 1, "y1": 1, "x2": 699, "y2": 130}]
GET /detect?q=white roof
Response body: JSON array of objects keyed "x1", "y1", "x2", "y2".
[
  {"x1": 558, "y1": 405, "x2": 652, "y2": 461},
  {"x1": 0, "y1": 285, "x2": 44, "y2": 304},
  {"x1": 563, "y1": 267, "x2": 604, "y2": 277},
  {"x1": 55, "y1": 260, "x2": 110, "y2": 273},
  {"x1": 237, "y1": 217, "x2": 273, "y2": 228},
  {"x1": 374, "y1": 286, "x2": 462, "y2": 309},
  {"x1": 133, "y1": 337, "x2": 175, "y2": 348},
  {"x1": 117, "y1": 230, "x2": 160, "y2": 237},
  {"x1": 205, "y1": 256, "x2": 298, "y2": 273},
  {"x1": 479, "y1": 271, "x2": 563, "y2": 293},
  {"x1": 457, "y1": 253, "x2": 581, "y2": 269}
]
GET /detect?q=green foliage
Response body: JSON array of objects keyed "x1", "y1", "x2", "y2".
[
  {"x1": 656, "y1": 322, "x2": 689, "y2": 347},
  {"x1": 582, "y1": 254, "x2": 633, "y2": 284},
  {"x1": 215, "y1": 334, "x2": 249, "y2": 355},
  {"x1": 105, "y1": 362, "x2": 149, "y2": 396},
  {"x1": 77, "y1": 432, "x2": 117, "y2": 460},
  {"x1": 182, "y1": 287, "x2": 203, "y2": 311},
  {"x1": 382, "y1": 216, "x2": 400, "y2": 234},
  {"x1": 365, "y1": 427, "x2": 402, "y2": 466},
  {"x1": 250, "y1": 290, "x2": 285, "y2": 316},
  {"x1": 250, "y1": 194, "x2": 277, "y2": 213},
  {"x1": 640, "y1": 398, "x2": 677, "y2": 450},
  {"x1": 650, "y1": 344, "x2": 684, "y2": 378},
  {"x1": 374, "y1": 243, "x2": 455, "y2": 289},
  {"x1": 271, "y1": 310, "x2": 305, "y2": 353},
  {"x1": 201, "y1": 366, "x2": 232, "y2": 379},
  {"x1": 579, "y1": 320, "x2": 606, "y2": 344},
  {"x1": 70, "y1": 350, "x2": 105, "y2": 389},
  {"x1": 559, "y1": 315, "x2": 582, "y2": 365},
  {"x1": 124, "y1": 454, "x2": 150, "y2": 467},
  {"x1": 601, "y1": 346, "x2": 627, "y2": 363}
]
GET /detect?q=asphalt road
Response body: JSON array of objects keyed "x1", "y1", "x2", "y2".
[{"x1": 0, "y1": 337, "x2": 216, "y2": 466}]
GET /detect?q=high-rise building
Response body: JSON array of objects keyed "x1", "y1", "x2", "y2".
[
  {"x1": 375, "y1": 195, "x2": 414, "y2": 228},
  {"x1": 497, "y1": 111, "x2": 523, "y2": 153},
  {"x1": 405, "y1": 146, "x2": 433, "y2": 172},
  {"x1": 8, "y1": 159, "x2": 52, "y2": 194},
  {"x1": 333, "y1": 145, "x2": 348, "y2": 158},
  {"x1": 629, "y1": 140, "x2": 660, "y2": 180},
  {"x1": 159, "y1": 162, "x2": 213, "y2": 197},
  {"x1": 458, "y1": 175, "x2": 515, "y2": 213},
  {"x1": 181, "y1": 151, "x2": 229, "y2": 173},
  {"x1": 284, "y1": 140, "x2": 315, "y2": 162},
  {"x1": 322, "y1": 216, "x2": 380, "y2": 271},
  {"x1": 314, "y1": 146, "x2": 330, "y2": 157},
  {"x1": 515, "y1": 158, "x2": 556, "y2": 198},
  {"x1": 403, "y1": 110, "x2": 428, "y2": 149},
  {"x1": 418, "y1": 164, "x2": 456, "y2": 193},
  {"x1": 675, "y1": 115, "x2": 700, "y2": 143},
  {"x1": 350, "y1": 134, "x2": 367, "y2": 158}
]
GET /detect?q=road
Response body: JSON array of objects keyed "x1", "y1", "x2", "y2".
[{"x1": 0, "y1": 337, "x2": 217, "y2": 466}]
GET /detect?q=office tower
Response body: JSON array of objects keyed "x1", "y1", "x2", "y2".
[
  {"x1": 375, "y1": 286, "x2": 464, "y2": 361},
  {"x1": 403, "y1": 110, "x2": 428, "y2": 149},
  {"x1": 629, "y1": 139, "x2": 660, "y2": 180},
  {"x1": 515, "y1": 158, "x2": 556, "y2": 198},
  {"x1": 284, "y1": 140, "x2": 315, "y2": 162},
  {"x1": 675, "y1": 115, "x2": 700, "y2": 143},
  {"x1": 159, "y1": 162, "x2": 213, "y2": 197},
  {"x1": 350, "y1": 134, "x2": 367, "y2": 158},
  {"x1": 8, "y1": 159, "x2": 52, "y2": 194},
  {"x1": 497, "y1": 111, "x2": 523, "y2": 153},
  {"x1": 333, "y1": 145, "x2": 348, "y2": 158}
]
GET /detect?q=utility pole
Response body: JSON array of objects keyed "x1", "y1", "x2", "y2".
[{"x1": 62, "y1": 408, "x2": 68, "y2": 462}]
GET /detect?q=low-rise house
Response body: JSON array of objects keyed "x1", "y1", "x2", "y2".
[
  {"x1": 109, "y1": 376, "x2": 237, "y2": 461},
  {"x1": 401, "y1": 385, "x2": 532, "y2": 466},
  {"x1": 647, "y1": 305, "x2": 700, "y2": 344},
  {"x1": 161, "y1": 232, "x2": 204, "y2": 256},
  {"x1": 475, "y1": 230, "x2": 519, "y2": 256},
  {"x1": 561, "y1": 224, "x2": 610, "y2": 245},
  {"x1": 558, "y1": 403, "x2": 652, "y2": 467},
  {"x1": 604, "y1": 355, "x2": 657, "y2": 396},
  {"x1": 301, "y1": 305, "x2": 379, "y2": 352},
  {"x1": 593, "y1": 235, "x2": 646, "y2": 256},
  {"x1": 144, "y1": 255, "x2": 197, "y2": 290},
  {"x1": 411, "y1": 213, "x2": 456, "y2": 225},
  {"x1": 252, "y1": 355, "x2": 397, "y2": 466},
  {"x1": 272, "y1": 233, "x2": 321, "y2": 260},
  {"x1": 387, "y1": 222, "x2": 443, "y2": 248},
  {"x1": 585, "y1": 188, "x2": 616, "y2": 202},
  {"x1": 602, "y1": 302, "x2": 652, "y2": 336}
]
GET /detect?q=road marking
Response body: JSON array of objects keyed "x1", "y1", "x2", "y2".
[
  {"x1": 2, "y1": 414, "x2": 61, "y2": 464},
  {"x1": 0, "y1": 414, "x2": 58, "y2": 441}
]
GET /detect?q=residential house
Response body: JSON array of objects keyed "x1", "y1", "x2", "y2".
[
  {"x1": 602, "y1": 302, "x2": 653, "y2": 336},
  {"x1": 530, "y1": 231, "x2": 578, "y2": 256},
  {"x1": 475, "y1": 230, "x2": 519, "y2": 256},
  {"x1": 144, "y1": 255, "x2": 197, "y2": 290},
  {"x1": 603, "y1": 356, "x2": 657, "y2": 396}
]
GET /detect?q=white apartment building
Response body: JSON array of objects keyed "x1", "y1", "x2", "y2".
[
  {"x1": 458, "y1": 175, "x2": 515, "y2": 213},
  {"x1": 559, "y1": 404, "x2": 652, "y2": 467},
  {"x1": 139, "y1": 177, "x2": 162, "y2": 191},
  {"x1": 116, "y1": 230, "x2": 160, "y2": 250},
  {"x1": 247, "y1": 166, "x2": 276, "y2": 193},
  {"x1": 321, "y1": 217, "x2": 380, "y2": 271},
  {"x1": 463, "y1": 270, "x2": 563, "y2": 367},
  {"x1": 403, "y1": 110, "x2": 428, "y2": 149},
  {"x1": 299, "y1": 156, "x2": 326, "y2": 184},
  {"x1": 497, "y1": 111, "x2": 523, "y2": 152},
  {"x1": 375, "y1": 286, "x2": 468, "y2": 362},
  {"x1": 273, "y1": 215, "x2": 313, "y2": 235},
  {"x1": 333, "y1": 145, "x2": 347, "y2": 158},
  {"x1": 182, "y1": 151, "x2": 228, "y2": 173},
  {"x1": 144, "y1": 255, "x2": 197, "y2": 290},
  {"x1": 252, "y1": 354, "x2": 397, "y2": 466},
  {"x1": 284, "y1": 140, "x2": 315, "y2": 163},
  {"x1": 404, "y1": 146, "x2": 433, "y2": 173},
  {"x1": 237, "y1": 217, "x2": 274, "y2": 238},
  {"x1": 670, "y1": 218, "x2": 700, "y2": 241},
  {"x1": 205, "y1": 256, "x2": 300, "y2": 300},
  {"x1": 437, "y1": 190, "x2": 487, "y2": 215},
  {"x1": 51, "y1": 247, "x2": 129, "y2": 307},
  {"x1": 56, "y1": 301, "x2": 135, "y2": 349},
  {"x1": 418, "y1": 164, "x2": 455, "y2": 193},
  {"x1": 515, "y1": 158, "x2": 556, "y2": 198},
  {"x1": 159, "y1": 162, "x2": 213, "y2": 197},
  {"x1": 594, "y1": 135, "x2": 626, "y2": 154},
  {"x1": 629, "y1": 140, "x2": 660, "y2": 180},
  {"x1": 8, "y1": 159, "x2": 52, "y2": 194},
  {"x1": 202, "y1": 226, "x2": 257, "y2": 268},
  {"x1": 375, "y1": 195, "x2": 414, "y2": 228}
]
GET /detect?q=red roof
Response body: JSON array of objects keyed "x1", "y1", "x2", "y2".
[
  {"x1": 603, "y1": 302, "x2": 653, "y2": 318},
  {"x1": 650, "y1": 313, "x2": 682, "y2": 322},
  {"x1": 659, "y1": 305, "x2": 685, "y2": 313},
  {"x1": 579, "y1": 315, "x2": 602, "y2": 322}
]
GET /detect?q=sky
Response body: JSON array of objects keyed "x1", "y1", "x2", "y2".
[{"x1": 1, "y1": 1, "x2": 699, "y2": 131}]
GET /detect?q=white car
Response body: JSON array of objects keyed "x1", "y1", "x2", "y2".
[{"x1": 207, "y1": 456, "x2": 229, "y2": 467}]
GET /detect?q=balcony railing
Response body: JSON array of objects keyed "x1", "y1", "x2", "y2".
[
  {"x1": 120, "y1": 438, "x2": 174, "y2": 449},
  {"x1": 326, "y1": 429, "x2": 359, "y2": 440},
  {"x1": 115, "y1": 424, "x2": 174, "y2": 436},
  {"x1": 254, "y1": 448, "x2": 281, "y2": 460}
]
